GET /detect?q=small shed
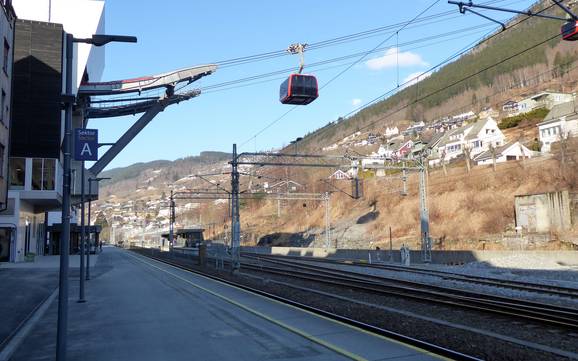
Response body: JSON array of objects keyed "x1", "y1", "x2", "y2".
[
  {"x1": 514, "y1": 191, "x2": 576, "y2": 233},
  {"x1": 162, "y1": 227, "x2": 204, "y2": 247}
]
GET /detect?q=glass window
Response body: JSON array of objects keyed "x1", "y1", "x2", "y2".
[
  {"x1": 0, "y1": 145, "x2": 4, "y2": 178},
  {"x1": 0, "y1": 90, "x2": 4, "y2": 123},
  {"x1": 9, "y1": 158, "x2": 25, "y2": 189},
  {"x1": 32, "y1": 158, "x2": 42, "y2": 190},
  {"x1": 43, "y1": 159, "x2": 55, "y2": 190},
  {"x1": 2, "y1": 39, "x2": 8, "y2": 74}
]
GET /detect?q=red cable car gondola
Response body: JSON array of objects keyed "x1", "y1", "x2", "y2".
[
  {"x1": 279, "y1": 74, "x2": 319, "y2": 105},
  {"x1": 561, "y1": 20, "x2": 578, "y2": 41},
  {"x1": 279, "y1": 43, "x2": 319, "y2": 105}
]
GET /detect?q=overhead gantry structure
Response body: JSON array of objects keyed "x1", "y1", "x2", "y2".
[
  {"x1": 78, "y1": 64, "x2": 217, "y2": 176},
  {"x1": 227, "y1": 145, "x2": 433, "y2": 270}
]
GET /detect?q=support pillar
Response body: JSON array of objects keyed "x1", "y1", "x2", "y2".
[
  {"x1": 419, "y1": 164, "x2": 431, "y2": 263},
  {"x1": 230, "y1": 144, "x2": 240, "y2": 271},
  {"x1": 324, "y1": 192, "x2": 331, "y2": 248}
]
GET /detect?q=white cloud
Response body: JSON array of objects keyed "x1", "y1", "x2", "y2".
[
  {"x1": 402, "y1": 70, "x2": 432, "y2": 87},
  {"x1": 365, "y1": 48, "x2": 427, "y2": 70},
  {"x1": 352, "y1": 98, "x2": 362, "y2": 106}
]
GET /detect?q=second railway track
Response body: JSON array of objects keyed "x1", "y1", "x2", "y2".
[
  {"x1": 243, "y1": 252, "x2": 578, "y2": 298},
  {"x1": 241, "y1": 254, "x2": 578, "y2": 331}
]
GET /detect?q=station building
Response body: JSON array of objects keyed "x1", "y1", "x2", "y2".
[
  {"x1": 0, "y1": 0, "x2": 105, "y2": 262},
  {"x1": 0, "y1": 0, "x2": 16, "y2": 262}
]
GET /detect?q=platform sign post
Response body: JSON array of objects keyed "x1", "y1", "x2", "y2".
[{"x1": 74, "y1": 129, "x2": 98, "y2": 161}]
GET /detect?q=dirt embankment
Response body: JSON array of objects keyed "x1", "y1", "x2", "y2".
[{"x1": 240, "y1": 143, "x2": 578, "y2": 251}]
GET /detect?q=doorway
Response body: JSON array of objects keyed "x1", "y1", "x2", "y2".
[{"x1": 0, "y1": 228, "x2": 12, "y2": 262}]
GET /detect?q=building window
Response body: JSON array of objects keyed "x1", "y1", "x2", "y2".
[
  {"x1": 32, "y1": 159, "x2": 42, "y2": 190},
  {"x1": 43, "y1": 159, "x2": 55, "y2": 190},
  {"x1": 32, "y1": 158, "x2": 56, "y2": 191},
  {"x1": 0, "y1": 145, "x2": 4, "y2": 178},
  {"x1": 2, "y1": 39, "x2": 8, "y2": 75},
  {"x1": 0, "y1": 90, "x2": 4, "y2": 124},
  {"x1": 9, "y1": 158, "x2": 25, "y2": 189}
]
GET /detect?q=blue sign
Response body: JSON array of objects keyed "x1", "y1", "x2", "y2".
[{"x1": 74, "y1": 128, "x2": 98, "y2": 161}]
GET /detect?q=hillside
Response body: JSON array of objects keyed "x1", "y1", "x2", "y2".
[
  {"x1": 297, "y1": 1, "x2": 578, "y2": 152},
  {"x1": 99, "y1": 151, "x2": 231, "y2": 198},
  {"x1": 95, "y1": 2, "x2": 578, "y2": 250}
]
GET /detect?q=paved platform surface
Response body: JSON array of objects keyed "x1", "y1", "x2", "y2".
[
  {"x1": 9, "y1": 247, "x2": 442, "y2": 361},
  {"x1": 0, "y1": 254, "x2": 99, "y2": 269},
  {"x1": 0, "y1": 255, "x2": 99, "y2": 350}
]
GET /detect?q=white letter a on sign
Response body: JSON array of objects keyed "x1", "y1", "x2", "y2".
[{"x1": 81, "y1": 143, "x2": 92, "y2": 157}]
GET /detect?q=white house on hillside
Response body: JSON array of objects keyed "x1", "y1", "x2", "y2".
[
  {"x1": 537, "y1": 101, "x2": 578, "y2": 152},
  {"x1": 377, "y1": 137, "x2": 413, "y2": 160},
  {"x1": 385, "y1": 126, "x2": 399, "y2": 137},
  {"x1": 429, "y1": 117, "x2": 505, "y2": 165},
  {"x1": 516, "y1": 91, "x2": 574, "y2": 115},
  {"x1": 328, "y1": 170, "x2": 351, "y2": 180},
  {"x1": 474, "y1": 141, "x2": 533, "y2": 165},
  {"x1": 402, "y1": 121, "x2": 426, "y2": 135}
]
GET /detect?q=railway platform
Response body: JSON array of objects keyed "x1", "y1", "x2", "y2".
[{"x1": 4, "y1": 247, "x2": 445, "y2": 361}]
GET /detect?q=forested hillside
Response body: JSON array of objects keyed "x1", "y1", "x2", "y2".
[{"x1": 298, "y1": 1, "x2": 578, "y2": 150}]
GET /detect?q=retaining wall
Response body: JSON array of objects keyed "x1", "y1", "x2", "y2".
[{"x1": 241, "y1": 246, "x2": 578, "y2": 265}]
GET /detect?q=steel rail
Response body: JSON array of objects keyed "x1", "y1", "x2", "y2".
[
  {"x1": 246, "y1": 253, "x2": 578, "y2": 298},
  {"x1": 238, "y1": 260, "x2": 578, "y2": 330}
]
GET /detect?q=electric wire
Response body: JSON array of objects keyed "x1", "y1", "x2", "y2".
[
  {"x1": 211, "y1": 0, "x2": 528, "y2": 69},
  {"x1": 236, "y1": 1, "x2": 552, "y2": 150},
  {"x1": 293, "y1": 1, "x2": 560, "y2": 149},
  {"x1": 237, "y1": 0, "x2": 445, "y2": 149},
  {"x1": 89, "y1": 1, "x2": 528, "y2": 106},
  {"x1": 344, "y1": 32, "x2": 560, "y2": 138}
]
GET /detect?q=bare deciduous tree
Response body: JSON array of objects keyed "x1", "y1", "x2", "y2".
[
  {"x1": 463, "y1": 145, "x2": 472, "y2": 173},
  {"x1": 441, "y1": 149, "x2": 448, "y2": 176},
  {"x1": 489, "y1": 144, "x2": 497, "y2": 172}
]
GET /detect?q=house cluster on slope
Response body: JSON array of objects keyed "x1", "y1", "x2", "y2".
[{"x1": 326, "y1": 91, "x2": 578, "y2": 178}]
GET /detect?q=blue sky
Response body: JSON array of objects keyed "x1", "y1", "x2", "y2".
[{"x1": 92, "y1": 0, "x2": 536, "y2": 170}]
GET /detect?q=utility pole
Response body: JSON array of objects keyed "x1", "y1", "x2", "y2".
[
  {"x1": 230, "y1": 144, "x2": 241, "y2": 271},
  {"x1": 419, "y1": 161, "x2": 431, "y2": 263},
  {"x1": 78, "y1": 158, "x2": 86, "y2": 303},
  {"x1": 56, "y1": 33, "x2": 74, "y2": 361},
  {"x1": 169, "y1": 190, "x2": 175, "y2": 249},
  {"x1": 324, "y1": 192, "x2": 331, "y2": 248},
  {"x1": 401, "y1": 167, "x2": 408, "y2": 196}
]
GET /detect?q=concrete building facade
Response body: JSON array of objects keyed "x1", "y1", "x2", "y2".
[
  {"x1": 0, "y1": 0, "x2": 105, "y2": 262},
  {"x1": 514, "y1": 191, "x2": 576, "y2": 233},
  {"x1": 0, "y1": 0, "x2": 16, "y2": 262}
]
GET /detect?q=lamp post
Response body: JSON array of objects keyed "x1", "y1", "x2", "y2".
[
  {"x1": 86, "y1": 177, "x2": 110, "y2": 280},
  {"x1": 57, "y1": 33, "x2": 136, "y2": 361}
]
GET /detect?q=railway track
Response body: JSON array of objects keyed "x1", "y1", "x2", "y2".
[
  {"x1": 130, "y1": 248, "x2": 480, "y2": 361},
  {"x1": 240, "y1": 254, "x2": 578, "y2": 331},
  {"x1": 243, "y1": 252, "x2": 578, "y2": 298}
]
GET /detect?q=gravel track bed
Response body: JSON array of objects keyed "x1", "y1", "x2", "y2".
[
  {"x1": 139, "y1": 251, "x2": 578, "y2": 361},
  {"x1": 264, "y1": 258, "x2": 578, "y2": 309}
]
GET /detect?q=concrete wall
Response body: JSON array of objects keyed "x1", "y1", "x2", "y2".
[
  {"x1": 515, "y1": 191, "x2": 573, "y2": 233},
  {"x1": 241, "y1": 246, "x2": 578, "y2": 265}
]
